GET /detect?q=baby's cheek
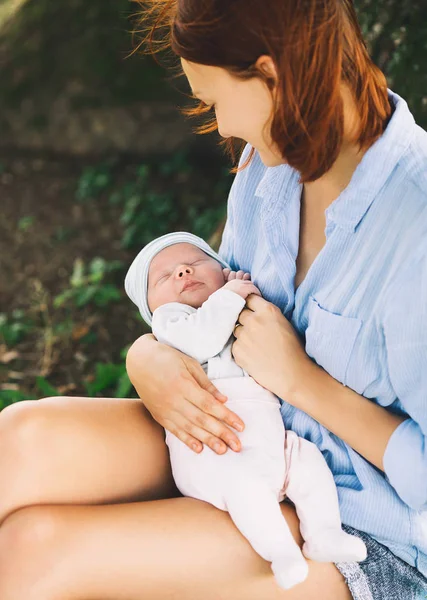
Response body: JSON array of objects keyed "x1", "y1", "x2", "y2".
[{"x1": 146, "y1": 287, "x2": 157, "y2": 313}]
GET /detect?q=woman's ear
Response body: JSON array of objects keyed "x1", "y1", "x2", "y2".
[{"x1": 255, "y1": 55, "x2": 278, "y2": 85}]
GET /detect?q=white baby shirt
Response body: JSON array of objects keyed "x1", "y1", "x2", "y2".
[{"x1": 151, "y1": 287, "x2": 248, "y2": 379}]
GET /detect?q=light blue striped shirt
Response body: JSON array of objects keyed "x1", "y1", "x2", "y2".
[{"x1": 218, "y1": 90, "x2": 427, "y2": 577}]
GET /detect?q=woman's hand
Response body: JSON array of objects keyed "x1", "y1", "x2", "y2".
[
  {"x1": 126, "y1": 334, "x2": 245, "y2": 455},
  {"x1": 232, "y1": 295, "x2": 313, "y2": 401}
]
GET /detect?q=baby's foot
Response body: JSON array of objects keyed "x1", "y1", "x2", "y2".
[
  {"x1": 271, "y1": 555, "x2": 309, "y2": 590},
  {"x1": 302, "y1": 529, "x2": 367, "y2": 563}
]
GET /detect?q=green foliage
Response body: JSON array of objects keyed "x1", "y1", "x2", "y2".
[
  {"x1": 0, "y1": 0, "x2": 176, "y2": 112},
  {"x1": 0, "y1": 309, "x2": 33, "y2": 347},
  {"x1": 113, "y1": 161, "x2": 180, "y2": 249},
  {"x1": 17, "y1": 215, "x2": 35, "y2": 231},
  {"x1": 53, "y1": 257, "x2": 124, "y2": 309},
  {"x1": 36, "y1": 376, "x2": 60, "y2": 397},
  {"x1": 188, "y1": 205, "x2": 225, "y2": 241},
  {"x1": 107, "y1": 153, "x2": 229, "y2": 250},
  {"x1": 53, "y1": 225, "x2": 76, "y2": 242},
  {"x1": 84, "y1": 361, "x2": 132, "y2": 398},
  {"x1": 120, "y1": 188, "x2": 179, "y2": 249},
  {"x1": 76, "y1": 163, "x2": 114, "y2": 202},
  {"x1": 355, "y1": 0, "x2": 427, "y2": 128},
  {"x1": 0, "y1": 389, "x2": 36, "y2": 409}
]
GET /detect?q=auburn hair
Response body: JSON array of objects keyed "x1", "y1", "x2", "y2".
[{"x1": 132, "y1": 0, "x2": 391, "y2": 183}]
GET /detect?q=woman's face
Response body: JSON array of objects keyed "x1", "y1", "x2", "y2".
[{"x1": 180, "y1": 57, "x2": 285, "y2": 167}]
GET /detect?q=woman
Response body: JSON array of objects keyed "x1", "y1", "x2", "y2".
[{"x1": 0, "y1": 0, "x2": 426, "y2": 598}]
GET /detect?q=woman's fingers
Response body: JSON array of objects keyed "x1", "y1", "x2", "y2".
[
  {"x1": 167, "y1": 412, "x2": 231, "y2": 454},
  {"x1": 174, "y1": 402, "x2": 242, "y2": 454},
  {"x1": 162, "y1": 417, "x2": 206, "y2": 453},
  {"x1": 180, "y1": 356, "x2": 245, "y2": 454},
  {"x1": 185, "y1": 357, "x2": 228, "y2": 403},
  {"x1": 181, "y1": 387, "x2": 244, "y2": 453}
]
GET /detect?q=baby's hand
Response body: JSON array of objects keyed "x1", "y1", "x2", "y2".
[
  {"x1": 223, "y1": 268, "x2": 251, "y2": 282},
  {"x1": 224, "y1": 279, "x2": 261, "y2": 300}
]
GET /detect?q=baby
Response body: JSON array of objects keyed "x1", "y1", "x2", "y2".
[{"x1": 124, "y1": 231, "x2": 367, "y2": 590}]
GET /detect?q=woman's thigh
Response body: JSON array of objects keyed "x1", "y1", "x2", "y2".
[
  {"x1": 0, "y1": 396, "x2": 178, "y2": 522},
  {"x1": 0, "y1": 498, "x2": 352, "y2": 600}
]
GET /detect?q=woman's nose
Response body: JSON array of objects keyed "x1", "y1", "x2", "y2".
[{"x1": 175, "y1": 265, "x2": 194, "y2": 278}]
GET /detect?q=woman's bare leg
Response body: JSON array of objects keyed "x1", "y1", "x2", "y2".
[
  {"x1": 0, "y1": 498, "x2": 352, "y2": 600},
  {"x1": 0, "y1": 396, "x2": 178, "y2": 524}
]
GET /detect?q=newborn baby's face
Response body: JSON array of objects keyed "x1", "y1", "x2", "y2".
[{"x1": 147, "y1": 243, "x2": 226, "y2": 313}]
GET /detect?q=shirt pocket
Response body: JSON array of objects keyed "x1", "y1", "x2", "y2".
[{"x1": 305, "y1": 295, "x2": 363, "y2": 386}]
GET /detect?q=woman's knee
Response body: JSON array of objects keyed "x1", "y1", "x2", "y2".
[
  {"x1": 1, "y1": 399, "x2": 49, "y2": 455},
  {"x1": 0, "y1": 399, "x2": 70, "y2": 523},
  {"x1": 0, "y1": 398, "x2": 60, "y2": 461},
  {"x1": 0, "y1": 505, "x2": 62, "y2": 600}
]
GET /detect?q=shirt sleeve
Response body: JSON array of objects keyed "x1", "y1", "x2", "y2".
[
  {"x1": 151, "y1": 289, "x2": 246, "y2": 364},
  {"x1": 382, "y1": 248, "x2": 427, "y2": 511}
]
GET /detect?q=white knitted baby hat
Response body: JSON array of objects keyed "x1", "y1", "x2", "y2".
[{"x1": 124, "y1": 231, "x2": 231, "y2": 327}]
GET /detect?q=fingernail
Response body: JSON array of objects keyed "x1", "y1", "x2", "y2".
[
  {"x1": 230, "y1": 441, "x2": 239, "y2": 452},
  {"x1": 214, "y1": 442, "x2": 224, "y2": 453},
  {"x1": 233, "y1": 422, "x2": 244, "y2": 432}
]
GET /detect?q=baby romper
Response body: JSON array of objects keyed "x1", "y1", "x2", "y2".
[{"x1": 152, "y1": 286, "x2": 367, "y2": 589}]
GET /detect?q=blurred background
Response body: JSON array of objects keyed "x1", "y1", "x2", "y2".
[{"x1": 0, "y1": 0, "x2": 426, "y2": 408}]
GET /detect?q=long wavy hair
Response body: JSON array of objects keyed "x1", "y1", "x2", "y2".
[{"x1": 131, "y1": 0, "x2": 391, "y2": 183}]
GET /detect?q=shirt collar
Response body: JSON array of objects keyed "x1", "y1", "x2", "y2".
[{"x1": 255, "y1": 90, "x2": 417, "y2": 232}]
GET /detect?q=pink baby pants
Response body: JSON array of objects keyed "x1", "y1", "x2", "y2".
[{"x1": 165, "y1": 376, "x2": 351, "y2": 572}]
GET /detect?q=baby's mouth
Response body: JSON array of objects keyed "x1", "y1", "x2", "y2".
[{"x1": 181, "y1": 280, "x2": 204, "y2": 292}]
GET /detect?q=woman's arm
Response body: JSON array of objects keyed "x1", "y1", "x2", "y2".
[
  {"x1": 285, "y1": 364, "x2": 406, "y2": 474},
  {"x1": 232, "y1": 297, "x2": 404, "y2": 470},
  {"x1": 233, "y1": 291, "x2": 426, "y2": 511},
  {"x1": 125, "y1": 334, "x2": 246, "y2": 455}
]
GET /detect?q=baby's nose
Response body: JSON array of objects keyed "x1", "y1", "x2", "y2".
[{"x1": 176, "y1": 265, "x2": 193, "y2": 278}]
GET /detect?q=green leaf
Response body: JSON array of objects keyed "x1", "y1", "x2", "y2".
[
  {"x1": 70, "y1": 259, "x2": 85, "y2": 287},
  {"x1": 18, "y1": 216, "x2": 35, "y2": 231},
  {"x1": 115, "y1": 371, "x2": 133, "y2": 398},
  {"x1": 0, "y1": 389, "x2": 36, "y2": 408},
  {"x1": 36, "y1": 376, "x2": 60, "y2": 397},
  {"x1": 75, "y1": 286, "x2": 97, "y2": 307},
  {"x1": 85, "y1": 362, "x2": 123, "y2": 395}
]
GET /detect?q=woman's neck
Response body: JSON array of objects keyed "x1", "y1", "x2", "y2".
[{"x1": 303, "y1": 84, "x2": 369, "y2": 208}]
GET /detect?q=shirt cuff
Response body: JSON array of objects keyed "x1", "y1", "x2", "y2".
[
  {"x1": 213, "y1": 287, "x2": 247, "y2": 311},
  {"x1": 383, "y1": 417, "x2": 427, "y2": 511}
]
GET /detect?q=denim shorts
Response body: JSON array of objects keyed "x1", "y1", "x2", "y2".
[{"x1": 335, "y1": 525, "x2": 427, "y2": 600}]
